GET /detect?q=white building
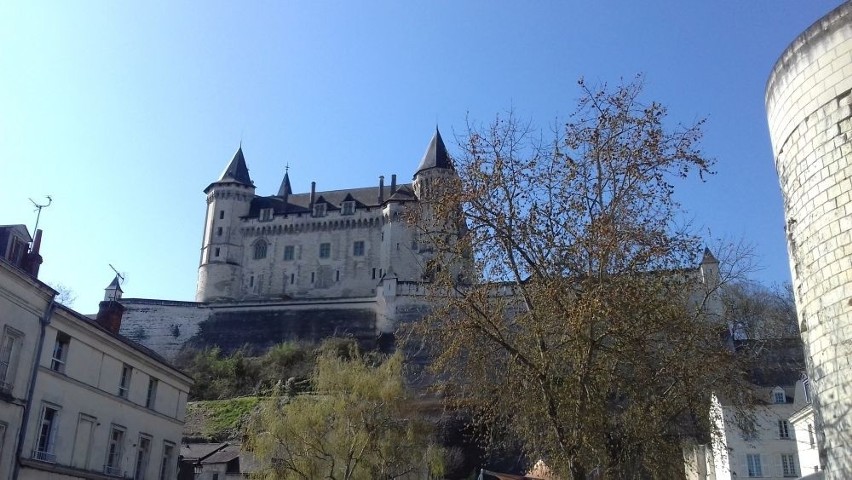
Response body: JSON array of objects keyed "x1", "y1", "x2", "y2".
[
  {"x1": 686, "y1": 372, "x2": 811, "y2": 480},
  {"x1": 789, "y1": 378, "x2": 822, "y2": 478},
  {"x1": 0, "y1": 224, "x2": 193, "y2": 480}
]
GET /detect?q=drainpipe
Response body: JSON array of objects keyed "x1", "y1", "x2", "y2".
[{"x1": 12, "y1": 298, "x2": 56, "y2": 480}]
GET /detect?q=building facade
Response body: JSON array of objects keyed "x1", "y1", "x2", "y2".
[
  {"x1": 766, "y1": 3, "x2": 852, "y2": 478},
  {"x1": 0, "y1": 225, "x2": 193, "y2": 480},
  {"x1": 196, "y1": 128, "x2": 455, "y2": 303}
]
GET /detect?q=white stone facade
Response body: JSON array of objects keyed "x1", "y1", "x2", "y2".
[
  {"x1": 0, "y1": 226, "x2": 193, "y2": 480},
  {"x1": 196, "y1": 131, "x2": 453, "y2": 303},
  {"x1": 766, "y1": 3, "x2": 852, "y2": 478}
]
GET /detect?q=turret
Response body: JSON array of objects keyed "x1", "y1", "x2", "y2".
[
  {"x1": 412, "y1": 127, "x2": 455, "y2": 201},
  {"x1": 196, "y1": 146, "x2": 256, "y2": 302},
  {"x1": 104, "y1": 275, "x2": 123, "y2": 301}
]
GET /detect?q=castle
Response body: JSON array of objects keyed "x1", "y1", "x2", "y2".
[
  {"x1": 196, "y1": 128, "x2": 455, "y2": 302},
  {"x1": 118, "y1": 129, "x2": 461, "y2": 359}
]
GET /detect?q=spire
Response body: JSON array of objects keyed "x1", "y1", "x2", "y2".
[
  {"x1": 701, "y1": 247, "x2": 719, "y2": 265},
  {"x1": 217, "y1": 146, "x2": 253, "y2": 186},
  {"x1": 278, "y1": 164, "x2": 293, "y2": 197},
  {"x1": 415, "y1": 127, "x2": 453, "y2": 175},
  {"x1": 104, "y1": 275, "x2": 123, "y2": 301}
]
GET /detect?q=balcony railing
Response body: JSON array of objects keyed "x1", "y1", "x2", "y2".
[
  {"x1": 31, "y1": 450, "x2": 56, "y2": 463},
  {"x1": 103, "y1": 464, "x2": 123, "y2": 477}
]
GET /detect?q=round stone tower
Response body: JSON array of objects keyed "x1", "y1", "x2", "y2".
[
  {"x1": 766, "y1": 4, "x2": 852, "y2": 476},
  {"x1": 196, "y1": 147, "x2": 255, "y2": 302}
]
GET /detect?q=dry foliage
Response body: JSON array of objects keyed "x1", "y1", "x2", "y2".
[{"x1": 408, "y1": 77, "x2": 757, "y2": 479}]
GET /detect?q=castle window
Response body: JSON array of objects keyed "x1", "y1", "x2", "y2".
[
  {"x1": 219, "y1": 210, "x2": 224, "y2": 219},
  {"x1": 290, "y1": 273, "x2": 295, "y2": 285},
  {"x1": 311, "y1": 272, "x2": 315, "y2": 283},
  {"x1": 353, "y1": 241, "x2": 365, "y2": 256},
  {"x1": 214, "y1": 248, "x2": 220, "y2": 257},
  {"x1": 313, "y1": 203, "x2": 326, "y2": 217},
  {"x1": 336, "y1": 270, "x2": 340, "y2": 281},
  {"x1": 253, "y1": 240, "x2": 268, "y2": 260},
  {"x1": 319, "y1": 243, "x2": 331, "y2": 259},
  {"x1": 342, "y1": 201, "x2": 355, "y2": 215},
  {"x1": 372, "y1": 268, "x2": 376, "y2": 280},
  {"x1": 284, "y1": 246, "x2": 294, "y2": 261},
  {"x1": 217, "y1": 227, "x2": 223, "y2": 236},
  {"x1": 260, "y1": 208, "x2": 274, "y2": 222}
]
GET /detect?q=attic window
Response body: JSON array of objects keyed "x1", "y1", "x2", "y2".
[
  {"x1": 260, "y1": 208, "x2": 274, "y2": 222},
  {"x1": 342, "y1": 201, "x2": 355, "y2": 215},
  {"x1": 313, "y1": 203, "x2": 326, "y2": 217},
  {"x1": 772, "y1": 387, "x2": 786, "y2": 404}
]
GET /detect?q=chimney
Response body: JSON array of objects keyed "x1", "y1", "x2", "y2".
[
  {"x1": 25, "y1": 229, "x2": 44, "y2": 278},
  {"x1": 95, "y1": 300, "x2": 125, "y2": 335},
  {"x1": 390, "y1": 174, "x2": 397, "y2": 194},
  {"x1": 310, "y1": 181, "x2": 316, "y2": 208},
  {"x1": 378, "y1": 176, "x2": 385, "y2": 204}
]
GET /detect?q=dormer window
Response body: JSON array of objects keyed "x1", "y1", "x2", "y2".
[
  {"x1": 772, "y1": 387, "x2": 786, "y2": 404},
  {"x1": 342, "y1": 201, "x2": 355, "y2": 215},
  {"x1": 260, "y1": 208, "x2": 274, "y2": 222},
  {"x1": 313, "y1": 203, "x2": 326, "y2": 217}
]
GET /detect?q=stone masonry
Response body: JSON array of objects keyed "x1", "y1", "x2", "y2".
[{"x1": 766, "y1": 3, "x2": 852, "y2": 477}]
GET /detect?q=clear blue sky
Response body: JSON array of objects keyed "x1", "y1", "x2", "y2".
[{"x1": 1, "y1": 1, "x2": 842, "y2": 312}]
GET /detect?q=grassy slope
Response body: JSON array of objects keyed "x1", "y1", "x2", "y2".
[{"x1": 184, "y1": 397, "x2": 260, "y2": 442}]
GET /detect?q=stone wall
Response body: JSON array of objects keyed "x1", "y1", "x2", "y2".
[{"x1": 766, "y1": 3, "x2": 852, "y2": 477}]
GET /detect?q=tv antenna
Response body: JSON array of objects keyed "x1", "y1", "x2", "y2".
[
  {"x1": 29, "y1": 195, "x2": 52, "y2": 233},
  {"x1": 108, "y1": 263, "x2": 127, "y2": 286}
]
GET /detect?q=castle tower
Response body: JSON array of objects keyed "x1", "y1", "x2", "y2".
[
  {"x1": 766, "y1": 4, "x2": 852, "y2": 476},
  {"x1": 196, "y1": 147, "x2": 256, "y2": 302},
  {"x1": 104, "y1": 275, "x2": 123, "y2": 301}
]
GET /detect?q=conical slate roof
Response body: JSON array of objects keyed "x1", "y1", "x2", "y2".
[
  {"x1": 217, "y1": 147, "x2": 253, "y2": 185},
  {"x1": 701, "y1": 247, "x2": 719, "y2": 264},
  {"x1": 416, "y1": 128, "x2": 453, "y2": 174},
  {"x1": 277, "y1": 170, "x2": 293, "y2": 197},
  {"x1": 105, "y1": 275, "x2": 123, "y2": 293}
]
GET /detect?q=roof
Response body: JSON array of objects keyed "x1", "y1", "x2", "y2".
[
  {"x1": 105, "y1": 274, "x2": 123, "y2": 293},
  {"x1": 247, "y1": 183, "x2": 415, "y2": 218},
  {"x1": 278, "y1": 170, "x2": 293, "y2": 197},
  {"x1": 217, "y1": 147, "x2": 253, "y2": 186},
  {"x1": 415, "y1": 127, "x2": 453, "y2": 175},
  {"x1": 701, "y1": 247, "x2": 719, "y2": 264}
]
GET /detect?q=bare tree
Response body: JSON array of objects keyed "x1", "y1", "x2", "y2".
[{"x1": 409, "y1": 77, "x2": 757, "y2": 479}]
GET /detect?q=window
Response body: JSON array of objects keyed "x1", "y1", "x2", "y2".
[
  {"x1": 0, "y1": 422, "x2": 7, "y2": 463},
  {"x1": 260, "y1": 208, "x2": 273, "y2": 222},
  {"x1": 336, "y1": 270, "x2": 340, "y2": 282},
  {"x1": 782, "y1": 454, "x2": 797, "y2": 477},
  {"x1": 803, "y1": 377, "x2": 812, "y2": 404},
  {"x1": 216, "y1": 227, "x2": 223, "y2": 236},
  {"x1": 353, "y1": 241, "x2": 365, "y2": 256},
  {"x1": 290, "y1": 273, "x2": 295, "y2": 285},
  {"x1": 808, "y1": 423, "x2": 815, "y2": 447},
  {"x1": 50, "y1": 332, "x2": 70, "y2": 373},
  {"x1": 319, "y1": 243, "x2": 331, "y2": 258},
  {"x1": 372, "y1": 268, "x2": 376, "y2": 280},
  {"x1": 119, "y1": 364, "x2": 132, "y2": 398},
  {"x1": 146, "y1": 378, "x2": 158, "y2": 409},
  {"x1": 134, "y1": 435, "x2": 152, "y2": 480},
  {"x1": 342, "y1": 201, "x2": 355, "y2": 215},
  {"x1": 313, "y1": 203, "x2": 326, "y2": 217},
  {"x1": 253, "y1": 240, "x2": 268, "y2": 260},
  {"x1": 746, "y1": 454, "x2": 762, "y2": 477},
  {"x1": 214, "y1": 247, "x2": 220, "y2": 257},
  {"x1": 219, "y1": 210, "x2": 224, "y2": 220},
  {"x1": 283, "y1": 245, "x2": 295, "y2": 261},
  {"x1": 105, "y1": 425, "x2": 125, "y2": 476},
  {"x1": 159, "y1": 441, "x2": 176, "y2": 480},
  {"x1": 779, "y1": 419, "x2": 791, "y2": 439},
  {"x1": 772, "y1": 387, "x2": 786, "y2": 404},
  {"x1": 34, "y1": 405, "x2": 60, "y2": 462},
  {"x1": 311, "y1": 272, "x2": 315, "y2": 283},
  {"x1": 0, "y1": 327, "x2": 23, "y2": 393}
]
